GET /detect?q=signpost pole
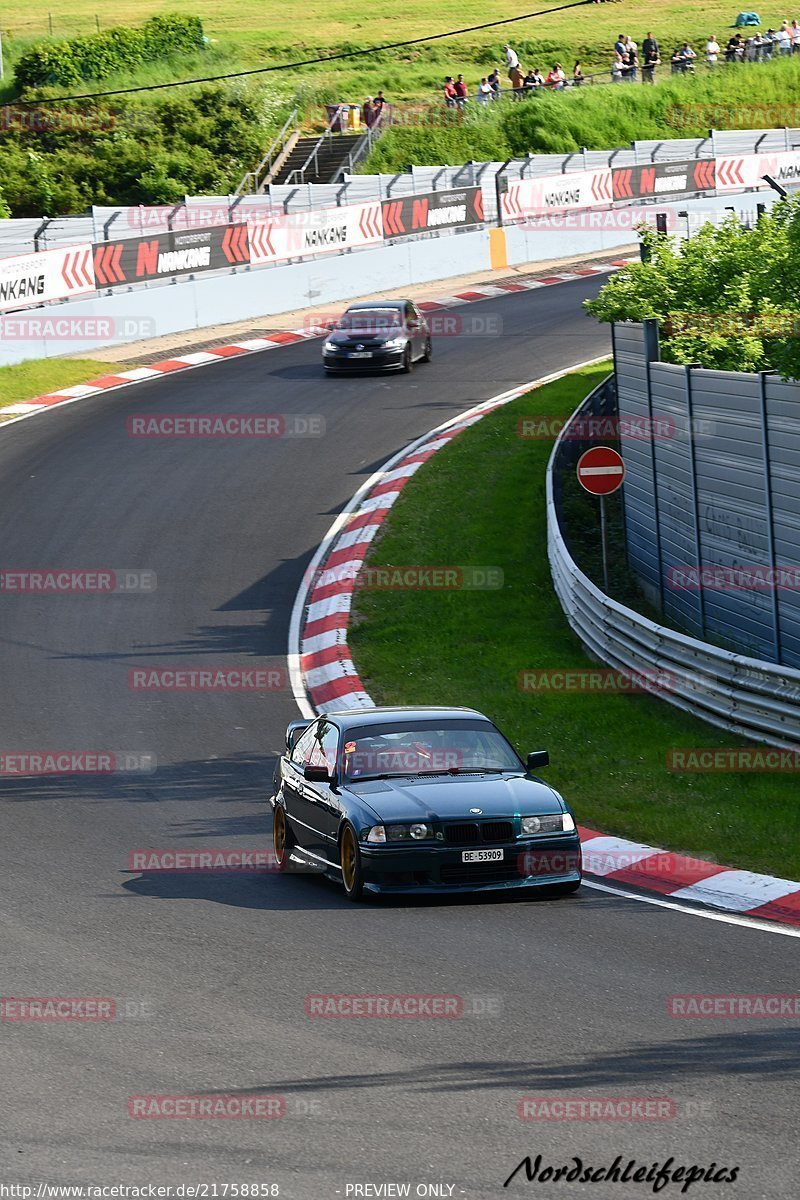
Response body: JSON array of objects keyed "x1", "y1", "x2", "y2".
[{"x1": 600, "y1": 495, "x2": 610, "y2": 592}]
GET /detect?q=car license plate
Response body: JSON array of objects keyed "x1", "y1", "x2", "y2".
[
  {"x1": 348, "y1": 351, "x2": 372, "y2": 358},
  {"x1": 462, "y1": 848, "x2": 503, "y2": 863}
]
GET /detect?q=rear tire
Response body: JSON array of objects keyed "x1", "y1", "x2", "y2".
[{"x1": 340, "y1": 823, "x2": 364, "y2": 901}]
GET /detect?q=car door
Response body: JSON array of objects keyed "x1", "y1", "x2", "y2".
[
  {"x1": 282, "y1": 720, "x2": 327, "y2": 859},
  {"x1": 310, "y1": 719, "x2": 346, "y2": 862}
]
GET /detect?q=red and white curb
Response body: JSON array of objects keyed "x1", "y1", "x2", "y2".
[
  {"x1": 0, "y1": 260, "x2": 632, "y2": 427},
  {"x1": 288, "y1": 364, "x2": 800, "y2": 929}
]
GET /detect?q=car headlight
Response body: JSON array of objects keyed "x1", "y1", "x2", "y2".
[
  {"x1": 366, "y1": 825, "x2": 386, "y2": 843},
  {"x1": 521, "y1": 813, "x2": 575, "y2": 835},
  {"x1": 323, "y1": 341, "x2": 338, "y2": 353},
  {"x1": 385, "y1": 823, "x2": 432, "y2": 841},
  {"x1": 383, "y1": 337, "x2": 406, "y2": 350}
]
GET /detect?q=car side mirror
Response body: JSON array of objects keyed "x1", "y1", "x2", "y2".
[
  {"x1": 527, "y1": 750, "x2": 549, "y2": 771},
  {"x1": 304, "y1": 764, "x2": 334, "y2": 784},
  {"x1": 408, "y1": 319, "x2": 422, "y2": 330}
]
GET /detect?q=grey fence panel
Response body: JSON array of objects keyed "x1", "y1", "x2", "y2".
[
  {"x1": 548, "y1": 379, "x2": 800, "y2": 749},
  {"x1": 615, "y1": 323, "x2": 800, "y2": 667}
]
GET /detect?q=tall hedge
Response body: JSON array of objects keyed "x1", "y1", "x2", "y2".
[{"x1": 14, "y1": 16, "x2": 205, "y2": 91}]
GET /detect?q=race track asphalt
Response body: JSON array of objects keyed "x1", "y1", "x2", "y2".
[{"x1": 0, "y1": 278, "x2": 797, "y2": 1198}]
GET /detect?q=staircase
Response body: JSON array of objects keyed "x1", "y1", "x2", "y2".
[{"x1": 272, "y1": 132, "x2": 364, "y2": 186}]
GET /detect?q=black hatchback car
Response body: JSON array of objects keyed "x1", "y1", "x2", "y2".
[
  {"x1": 322, "y1": 299, "x2": 432, "y2": 374},
  {"x1": 270, "y1": 705, "x2": 582, "y2": 901}
]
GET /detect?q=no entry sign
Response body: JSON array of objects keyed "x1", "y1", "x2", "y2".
[{"x1": 576, "y1": 446, "x2": 625, "y2": 496}]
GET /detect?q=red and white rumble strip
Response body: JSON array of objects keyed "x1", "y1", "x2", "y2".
[
  {"x1": 0, "y1": 261, "x2": 628, "y2": 422},
  {"x1": 293, "y1": 365, "x2": 800, "y2": 929}
]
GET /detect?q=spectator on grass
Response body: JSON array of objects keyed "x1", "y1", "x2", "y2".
[
  {"x1": 546, "y1": 63, "x2": 566, "y2": 89},
  {"x1": 572, "y1": 60, "x2": 584, "y2": 85},
  {"x1": 625, "y1": 44, "x2": 639, "y2": 81},
  {"x1": 763, "y1": 29, "x2": 777, "y2": 60},
  {"x1": 725, "y1": 32, "x2": 744, "y2": 61},
  {"x1": 671, "y1": 42, "x2": 696, "y2": 73},
  {"x1": 504, "y1": 43, "x2": 520, "y2": 78},
  {"x1": 453, "y1": 74, "x2": 469, "y2": 107},
  {"x1": 642, "y1": 32, "x2": 660, "y2": 82},
  {"x1": 510, "y1": 64, "x2": 527, "y2": 97},
  {"x1": 776, "y1": 23, "x2": 792, "y2": 53},
  {"x1": 614, "y1": 33, "x2": 628, "y2": 58},
  {"x1": 443, "y1": 77, "x2": 458, "y2": 107},
  {"x1": 792, "y1": 19, "x2": 800, "y2": 51},
  {"x1": 488, "y1": 68, "x2": 502, "y2": 98},
  {"x1": 706, "y1": 35, "x2": 720, "y2": 65},
  {"x1": 363, "y1": 97, "x2": 375, "y2": 127},
  {"x1": 477, "y1": 77, "x2": 493, "y2": 103},
  {"x1": 611, "y1": 51, "x2": 625, "y2": 82},
  {"x1": 373, "y1": 91, "x2": 387, "y2": 117},
  {"x1": 523, "y1": 68, "x2": 544, "y2": 94}
]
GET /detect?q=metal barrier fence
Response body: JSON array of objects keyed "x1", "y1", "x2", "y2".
[
  {"x1": 547, "y1": 375, "x2": 800, "y2": 749},
  {"x1": 2, "y1": 124, "x2": 799, "y2": 257}
]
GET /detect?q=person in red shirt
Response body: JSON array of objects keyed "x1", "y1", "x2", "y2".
[
  {"x1": 453, "y1": 74, "x2": 469, "y2": 107},
  {"x1": 443, "y1": 76, "x2": 458, "y2": 107}
]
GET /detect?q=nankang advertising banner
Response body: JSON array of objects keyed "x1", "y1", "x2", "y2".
[
  {"x1": 381, "y1": 188, "x2": 484, "y2": 237},
  {"x1": 247, "y1": 202, "x2": 383, "y2": 266},
  {"x1": 612, "y1": 159, "x2": 716, "y2": 201},
  {"x1": 0, "y1": 244, "x2": 95, "y2": 313},
  {"x1": 93, "y1": 225, "x2": 249, "y2": 288},
  {"x1": 502, "y1": 169, "x2": 612, "y2": 221}
]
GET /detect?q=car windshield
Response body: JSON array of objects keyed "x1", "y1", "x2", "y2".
[
  {"x1": 340, "y1": 720, "x2": 522, "y2": 781},
  {"x1": 337, "y1": 308, "x2": 404, "y2": 333}
]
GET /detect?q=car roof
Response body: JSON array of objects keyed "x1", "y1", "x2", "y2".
[
  {"x1": 323, "y1": 705, "x2": 491, "y2": 727},
  {"x1": 345, "y1": 300, "x2": 409, "y2": 310}
]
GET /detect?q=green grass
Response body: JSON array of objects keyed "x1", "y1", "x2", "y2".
[
  {"x1": 348, "y1": 363, "x2": 800, "y2": 880},
  {"x1": 0, "y1": 358, "x2": 126, "y2": 410}
]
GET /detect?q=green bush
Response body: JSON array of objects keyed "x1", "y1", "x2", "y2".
[
  {"x1": 14, "y1": 15, "x2": 205, "y2": 91},
  {"x1": 585, "y1": 201, "x2": 800, "y2": 378}
]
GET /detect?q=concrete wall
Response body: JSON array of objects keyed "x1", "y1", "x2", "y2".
[{"x1": 0, "y1": 190, "x2": 775, "y2": 368}]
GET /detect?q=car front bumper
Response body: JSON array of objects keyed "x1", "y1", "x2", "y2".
[
  {"x1": 358, "y1": 836, "x2": 582, "y2": 895},
  {"x1": 323, "y1": 348, "x2": 406, "y2": 371}
]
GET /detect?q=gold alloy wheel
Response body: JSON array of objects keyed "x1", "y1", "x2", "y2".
[
  {"x1": 341, "y1": 826, "x2": 357, "y2": 892},
  {"x1": 273, "y1": 804, "x2": 287, "y2": 866}
]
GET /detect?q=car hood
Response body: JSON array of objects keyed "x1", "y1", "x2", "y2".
[
  {"x1": 328, "y1": 327, "x2": 404, "y2": 344},
  {"x1": 344, "y1": 773, "x2": 563, "y2": 821}
]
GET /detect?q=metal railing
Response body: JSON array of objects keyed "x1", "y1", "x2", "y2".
[
  {"x1": 235, "y1": 109, "x2": 299, "y2": 196},
  {"x1": 282, "y1": 106, "x2": 388, "y2": 187},
  {"x1": 547, "y1": 376, "x2": 800, "y2": 749}
]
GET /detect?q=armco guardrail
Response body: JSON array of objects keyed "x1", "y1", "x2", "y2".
[{"x1": 547, "y1": 377, "x2": 800, "y2": 750}]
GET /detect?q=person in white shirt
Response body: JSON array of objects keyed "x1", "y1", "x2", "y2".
[
  {"x1": 504, "y1": 44, "x2": 520, "y2": 77},
  {"x1": 477, "y1": 78, "x2": 493, "y2": 103},
  {"x1": 706, "y1": 36, "x2": 720, "y2": 64},
  {"x1": 776, "y1": 24, "x2": 792, "y2": 53},
  {"x1": 792, "y1": 19, "x2": 800, "y2": 50}
]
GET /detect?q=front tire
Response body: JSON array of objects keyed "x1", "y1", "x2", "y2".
[
  {"x1": 401, "y1": 345, "x2": 413, "y2": 374},
  {"x1": 549, "y1": 879, "x2": 581, "y2": 897},
  {"x1": 273, "y1": 803, "x2": 294, "y2": 872},
  {"x1": 421, "y1": 338, "x2": 432, "y2": 363},
  {"x1": 339, "y1": 823, "x2": 364, "y2": 901}
]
